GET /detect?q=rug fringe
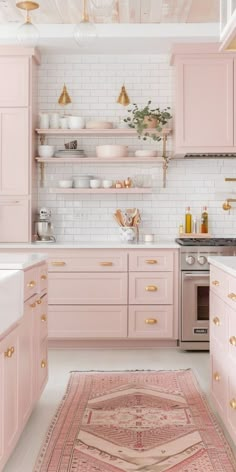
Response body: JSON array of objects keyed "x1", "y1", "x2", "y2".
[{"x1": 69, "y1": 368, "x2": 192, "y2": 373}]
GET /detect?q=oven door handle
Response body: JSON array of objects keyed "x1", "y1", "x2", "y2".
[{"x1": 183, "y1": 273, "x2": 210, "y2": 278}]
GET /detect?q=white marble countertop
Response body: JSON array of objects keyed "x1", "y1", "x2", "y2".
[
  {"x1": 0, "y1": 269, "x2": 23, "y2": 336},
  {"x1": 208, "y1": 256, "x2": 236, "y2": 278},
  {"x1": 0, "y1": 241, "x2": 180, "y2": 250},
  {"x1": 0, "y1": 253, "x2": 47, "y2": 270}
]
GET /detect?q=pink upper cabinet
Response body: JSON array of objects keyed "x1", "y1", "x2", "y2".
[{"x1": 0, "y1": 57, "x2": 29, "y2": 107}]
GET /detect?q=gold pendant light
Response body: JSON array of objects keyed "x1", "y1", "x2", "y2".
[
  {"x1": 16, "y1": 1, "x2": 40, "y2": 47},
  {"x1": 58, "y1": 85, "x2": 72, "y2": 106},
  {"x1": 117, "y1": 85, "x2": 130, "y2": 106}
]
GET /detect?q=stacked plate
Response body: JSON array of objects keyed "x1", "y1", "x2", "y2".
[{"x1": 53, "y1": 149, "x2": 87, "y2": 158}]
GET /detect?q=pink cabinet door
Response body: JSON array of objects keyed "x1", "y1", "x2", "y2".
[
  {"x1": 210, "y1": 344, "x2": 227, "y2": 419},
  {"x1": 175, "y1": 57, "x2": 233, "y2": 152},
  {"x1": 227, "y1": 358, "x2": 236, "y2": 444},
  {"x1": 0, "y1": 57, "x2": 29, "y2": 107},
  {"x1": 210, "y1": 292, "x2": 228, "y2": 350},
  {"x1": 129, "y1": 305, "x2": 174, "y2": 338},
  {"x1": 38, "y1": 339, "x2": 48, "y2": 396},
  {"x1": 0, "y1": 108, "x2": 29, "y2": 195},
  {"x1": 18, "y1": 300, "x2": 33, "y2": 426},
  {"x1": 0, "y1": 199, "x2": 29, "y2": 242},
  {"x1": 129, "y1": 272, "x2": 173, "y2": 305}
]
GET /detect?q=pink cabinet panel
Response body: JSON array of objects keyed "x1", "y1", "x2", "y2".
[
  {"x1": 24, "y1": 266, "x2": 39, "y2": 301},
  {"x1": 228, "y1": 304, "x2": 236, "y2": 360},
  {"x1": 129, "y1": 250, "x2": 174, "y2": 272},
  {"x1": 18, "y1": 300, "x2": 33, "y2": 426},
  {"x1": 210, "y1": 266, "x2": 228, "y2": 299},
  {"x1": 129, "y1": 305, "x2": 174, "y2": 339},
  {"x1": 48, "y1": 305, "x2": 128, "y2": 339},
  {"x1": 48, "y1": 272, "x2": 128, "y2": 305},
  {"x1": 38, "y1": 338, "x2": 48, "y2": 396},
  {"x1": 0, "y1": 108, "x2": 29, "y2": 195},
  {"x1": 129, "y1": 272, "x2": 173, "y2": 305},
  {"x1": 0, "y1": 198, "x2": 29, "y2": 243},
  {"x1": 39, "y1": 264, "x2": 48, "y2": 293},
  {"x1": 227, "y1": 358, "x2": 236, "y2": 444},
  {"x1": 210, "y1": 344, "x2": 227, "y2": 419},
  {"x1": 210, "y1": 292, "x2": 228, "y2": 350},
  {"x1": 48, "y1": 250, "x2": 127, "y2": 272},
  {"x1": 175, "y1": 57, "x2": 234, "y2": 153},
  {"x1": 0, "y1": 57, "x2": 29, "y2": 107}
]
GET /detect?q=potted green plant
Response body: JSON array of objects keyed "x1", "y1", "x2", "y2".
[{"x1": 124, "y1": 100, "x2": 172, "y2": 141}]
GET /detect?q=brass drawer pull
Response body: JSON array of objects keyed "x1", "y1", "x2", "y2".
[
  {"x1": 41, "y1": 274, "x2": 47, "y2": 281},
  {"x1": 41, "y1": 314, "x2": 47, "y2": 322},
  {"x1": 41, "y1": 360, "x2": 47, "y2": 368},
  {"x1": 213, "y1": 317, "x2": 220, "y2": 326},
  {"x1": 51, "y1": 261, "x2": 66, "y2": 266},
  {"x1": 229, "y1": 336, "x2": 236, "y2": 346},
  {"x1": 30, "y1": 302, "x2": 36, "y2": 308},
  {"x1": 228, "y1": 293, "x2": 236, "y2": 301},
  {"x1": 4, "y1": 346, "x2": 15, "y2": 358},
  {"x1": 100, "y1": 262, "x2": 113, "y2": 266},
  {"x1": 213, "y1": 372, "x2": 220, "y2": 382},
  {"x1": 229, "y1": 399, "x2": 236, "y2": 410},
  {"x1": 212, "y1": 280, "x2": 219, "y2": 286},
  {"x1": 36, "y1": 299, "x2": 42, "y2": 305},
  {"x1": 145, "y1": 285, "x2": 158, "y2": 292},
  {"x1": 145, "y1": 259, "x2": 158, "y2": 264},
  {"x1": 27, "y1": 280, "x2": 36, "y2": 288},
  {"x1": 145, "y1": 318, "x2": 158, "y2": 325}
]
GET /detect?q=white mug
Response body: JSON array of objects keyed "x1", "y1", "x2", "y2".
[
  {"x1": 67, "y1": 116, "x2": 85, "y2": 129},
  {"x1": 49, "y1": 113, "x2": 60, "y2": 129},
  {"x1": 39, "y1": 113, "x2": 49, "y2": 129},
  {"x1": 59, "y1": 117, "x2": 68, "y2": 129}
]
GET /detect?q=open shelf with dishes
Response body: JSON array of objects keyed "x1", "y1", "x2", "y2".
[
  {"x1": 49, "y1": 188, "x2": 152, "y2": 194},
  {"x1": 35, "y1": 156, "x2": 163, "y2": 164},
  {"x1": 35, "y1": 128, "x2": 171, "y2": 138}
]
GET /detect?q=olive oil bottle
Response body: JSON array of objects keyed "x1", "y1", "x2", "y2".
[
  {"x1": 201, "y1": 206, "x2": 208, "y2": 233},
  {"x1": 185, "y1": 206, "x2": 192, "y2": 233}
]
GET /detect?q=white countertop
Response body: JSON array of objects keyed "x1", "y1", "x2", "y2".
[
  {"x1": 0, "y1": 269, "x2": 23, "y2": 336},
  {"x1": 0, "y1": 253, "x2": 47, "y2": 270},
  {"x1": 0, "y1": 241, "x2": 179, "y2": 249},
  {"x1": 208, "y1": 256, "x2": 236, "y2": 278}
]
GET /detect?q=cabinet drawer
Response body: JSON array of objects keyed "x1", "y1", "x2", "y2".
[
  {"x1": 210, "y1": 292, "x2": 228, "y2": 349},
  {"x1": 129, "y1": 272, "x2": 173, "y2": 305},
  {"x1": 48, "y1": 305, "x2": 127, "y2": 339},
  {"x1": 24, "y1": 267, "x2": 39, "y2": 300},
  {"x1": 129, "y1": 305, "x2": 174, "y2": 339},
  {"x1": 210, "y1": 266, "x2": 228, "y2": 298},
  {"x1": 38, "y1": 339, "x2": 48, "y2": 396},
  {"x1": 49, "y1": 273, "x2": 127, "y2": 305},
  {"x1": 48, "y1": 250, "x2": 127, "y2": 272},
  {"x1": 129, "y1": 250, "x2": 174, "y2": 272},
  {"x1": 39, "y1": 264, "x2": 48, "y2": 293}
]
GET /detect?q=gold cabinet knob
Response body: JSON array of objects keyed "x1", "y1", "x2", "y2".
[
  {"x1": 145, "y1": 318, "x2": 158, "y2": 325},
  {"x1": 145, "y1": 285, "x2": 158, "y2": 292},
  {"x1": 145, "y1": 259, "x2": 158, "y2": 265},
  {"x1": 27, "y1": 280, "x2": 36, "y2": 288},
  {"x1": 36, "y1": 299, "x2": 42, "y2": 305},
  {"x1": 41, "y1": 314, "x2": 47, "y2": 322},
  {"x1": 51, "y1": 261, "x2": 66, "y2": 266},
  {"x1": 229, "y1": 336, "x2": 236, "y2": 346},
  {"x1": 4, "y1": 346, "x2": 15, "y2": 358},
  {"x1": 99, "y1": 262, "x2": 113, "y2": 266},
  {"x1": 30, "y1": 302, "x2": 36, "y2": 308},
  {"x1": 213, "y1": 372, "x2": 220, "y2": 382},
  {"x1": 212, "y1": 280, "x2": 219, "y2": 286},
  {"x1": 228, "y1": 293, "x2": 236, "y2": 301},
  {"x1": 213, "y1": 317, "x2": 220, "y2": 326},
  {"x1": 229, "y1": 399, "x2": 236, "y2": 410},
  {"x1": 41, "y1": 274, "x2": 47, "y2": 281},
  {"x1": 41, "y1": 360, "x2": 47, "y2": 368}
]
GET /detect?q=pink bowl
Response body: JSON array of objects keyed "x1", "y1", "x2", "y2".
[{"x1": 96, "y1": 145, "x2": 128, "y2": 158}]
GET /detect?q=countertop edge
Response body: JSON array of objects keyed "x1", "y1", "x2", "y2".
[{"x1": 208, "y1": 256, "x2": 236, "y2": 278}]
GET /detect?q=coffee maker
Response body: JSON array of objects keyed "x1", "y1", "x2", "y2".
[{"x1": 35, "y1": 208, "x2": 56, "y2": 242}]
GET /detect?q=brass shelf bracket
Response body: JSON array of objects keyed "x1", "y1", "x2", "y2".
[
  {"x1": 39, "y1": 162, "x2": 45, "y2": 187},
  {"x1": 40, "y1": 134, "x2": 46, "y2": 145},
  {"x1": 162, "y1": 133, "x2": 169, "y2": 188}
]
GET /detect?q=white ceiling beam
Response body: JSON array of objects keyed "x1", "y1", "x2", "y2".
[{"x1": 140, "y1": 0, "x2": 163, "y2": 23}]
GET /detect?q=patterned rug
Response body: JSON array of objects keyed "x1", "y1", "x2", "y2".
[{"x1": 34, "y1": 370, "x2": 236, "y2": 472}]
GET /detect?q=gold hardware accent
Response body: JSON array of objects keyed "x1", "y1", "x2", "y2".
[
  {"x1": 4, "y1": 346, "x2": 15, "y2": 358},
  {"x1": 116, "y1": 85, "x2": 130, "y2": 106},
  {"x1": 145, "y1": 285, "x2": 158, "y2": 292},
  {"x1": 225, "y1": 178, "x2": 236, "y2": 181},
  {"x1": 16, "y1": 1, "x2": 39, "y2": 12},
  {"x1": 41, "y1": 315, "x2": 47, "y2": 322},
  {"x1": 41, "y1": 360, "x2": 47, "y2": 368},
  {"x1": 51, "y1": 261, "x2": 66, "y2": 266},
  {"x1": 213, "y1": 317, "x2": 220, "y2": 326},
  {"x1": 36, "y1": 299, "x2": 42, "y2": 305},
  {"x1": 58, "y1": 84, "x2": 72, "y2": 106},
  {"x1": 41, "y1": 274, "x2": 47, "y2": 281},
  {"x1": 30, "y1": 302, "x2": 36, "y2": 308},
  {"x1": 229, "y1": 336, "x2": 236, "y2": 346},
  {"x1": 145, "y1": 318, "x2": 158, "y2": 325},
  {"x1": 229, "y1": 399, "x2": 236, "y2": 410},
  {"x1": 212, "y1": 280, "x2": 219, "y2": 286},
  {"x1": 228, "y1": 293, "x2": 236, "y2": 301},
  {"x1": 146, "y1": 259, "x2": 158, "y2": 264},
  {"x1": 100, "y1": 262, "x2": 113, "y2": 266},
  {"x1": 213, "y1": 372, "x2": 220, "y2": 382},
  {"x1": 27, "y1": 280, "x2": 36, "y2": 288}
]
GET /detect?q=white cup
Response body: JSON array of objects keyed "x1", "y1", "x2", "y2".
[
  {"x1": 49, "y1": 113, "x2": 60, "y2": 129},
  {"x1": 59, "y1": 117, "x2": 68, "y2": 129},
  {"x1": 68, "y1": 116, "x2": 85, "y2": 129},
  {"x1": 144, "y1": 234, "x2": 154, "y2": 243},
  {"x1": 39, "y1": 113, "x2": 49, "y2": 129},
  {"x1": 102, "y1": 179, "x2": 113, "y2": 188},
  {"x1": 90, "y1": 179, "x2": 101, "y2": 189}
]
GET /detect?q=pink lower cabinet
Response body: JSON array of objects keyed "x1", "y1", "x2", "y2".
[
  {"x1": 18, "y1": 299, "x2": 34, "y2": 425},
  {"x1": 129, "y1": 272, "x2": 173, "y2": 305},
  {"x1": 48, "y1": 305, "x2": 127, "y2": 339},
  {"x1": 227, "y1": 359, "x2": 236, "y2": 443},
  {"x1": 129, "y1": 306, "x2": 174, "y2": 338}
]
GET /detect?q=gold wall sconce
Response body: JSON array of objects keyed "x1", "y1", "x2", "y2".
[
  {"x1": 117, "y1": 85, "x2": 130, "y2": 106},
  {"x1": 58, "y1": 84, "x2": 72, "y2": 106}
]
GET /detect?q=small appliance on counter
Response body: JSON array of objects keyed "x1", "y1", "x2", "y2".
[{"x1": 34, "y1": 208, "x2": 56, "y2": 242}]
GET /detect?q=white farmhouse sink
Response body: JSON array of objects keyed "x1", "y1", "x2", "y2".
[{"x1": 0, "y1": 270, "x2": 23, "y2": 336}]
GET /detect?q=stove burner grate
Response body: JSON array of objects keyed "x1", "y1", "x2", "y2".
[{"x1": 175, "y1": 238, "x2": 236, "y2": 246}]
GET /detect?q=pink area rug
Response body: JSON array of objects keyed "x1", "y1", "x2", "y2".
[{"x1": 34, "y1": 370, "x2": 236, "y2": 471}]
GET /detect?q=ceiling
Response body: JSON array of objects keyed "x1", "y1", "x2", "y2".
[{"x1": 0, "y1": 0, "x2": 219, "y2": 25}]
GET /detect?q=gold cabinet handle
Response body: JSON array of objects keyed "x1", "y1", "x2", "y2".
[
  {"x1": 212, "y1": 280, "x2": 219, "y2": 286},
  {"x1": 41, "y1": 274, "x2": 47, "y2": 281},
  {"x1": 4, "y1": 346, "x2": 15, "y2": 358},
  {"x1": 27, "y1": 280, "x2": 36, "y2": 288},
  {"x1": 36, "y1": 299, "x2": 42, "y2": 305},
  {"x1": 99, "y1": 262, "x2": 113, "y2": 266},
  {"x1": 213, "y1": 317, "x2": 220, "y2": 326},
  {"x1": 145, "y1": 285, "x2": 158, "y2": 292},
  {"x1": 145, "y1": 259, "x2": 158, "y2": 264},
  {"x1": 41, "y1": 314, "x2": 47, "y2": 322},
  {"x1": 228, "y1": 293, "x2": 236, "y2": 301},
  {"x1": 213, "y1": 372, "x2": 220, "y2": 382},
  {"x1": 41, "y1": 360, "x2": 47, "y2": 368},
  {"x1": 145, "y1": 318, "x2": 158, "y2": 325},
  {"x1": 229, "y1": 336, "x2": 236, "y2": 346},
  {"x1": 51, "y1": 261, "x2": 66, "y2": 266},
  {"x1": 229, "y1": 399, "x2": 236, "y2": 410},
  {"x1": 30, "y1": 302, "x2": 36, "y2": 308}
]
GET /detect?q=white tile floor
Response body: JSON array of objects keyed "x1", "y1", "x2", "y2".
[{"x1": 2, "y1": 348, "x2": 235, "y2": 472}]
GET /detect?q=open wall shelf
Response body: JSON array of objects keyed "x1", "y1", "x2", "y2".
[{"x1": 49, "y1": 188, "x2": 152, "y2": 194}]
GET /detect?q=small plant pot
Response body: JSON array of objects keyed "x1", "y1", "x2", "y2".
[{"x1": 143, "y1": 116, "x2": 158, "y2": 128}]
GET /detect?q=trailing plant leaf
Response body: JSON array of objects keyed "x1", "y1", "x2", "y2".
[{"x1": 124, "y1": 101, "x2": 172, "y2": 142}]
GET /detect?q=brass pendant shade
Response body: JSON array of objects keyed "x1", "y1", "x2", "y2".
[
  {"x1": 16, "y1": 1, "x2": 39, "y2": 12},
  {"x1": 117, "y1": 85, "x2": 130, "y2": 106},
  {"x1": 58, "y1": 85, "x2": 72, "y2": 106}
]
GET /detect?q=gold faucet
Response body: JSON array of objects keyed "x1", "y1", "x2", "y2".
[{"x1": 222, "y1": 199, "x2": 236, "y2": 211}]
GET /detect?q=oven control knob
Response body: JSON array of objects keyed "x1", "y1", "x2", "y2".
[
  {"x1": 198, "y1": 256, "x2": 207, "y2": 265},
  {"x1": 186, "y1": 256, "x2": 195, "y2": 265}
]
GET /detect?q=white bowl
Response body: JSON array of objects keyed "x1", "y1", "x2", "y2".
[
  {"x1": 58, "y1": 180, "x2": 73, "y2": 188},
  {"x1": 73, "y1": 175, "x2": 93, "y2": 188},
  {"x1": 67, "y1": 116, "x2": 85, "y2": 129},
  {"x1": 38, "y1": 145, "x2": 55, "y2": 158},
  {"x1": 96, "y1": 145, "x2": 128, "y2": 158},
  {"x1": 102, "y1": 179, "x2": 113, "y2": 188},
  {"x1": 86, "y1": 121, "x2": 113, "y2": 129},
  {"x1": 90, "y1": 179, "x2": 101, "y2": 189},
  {"x1": 135, "y1": 150, "x2": 157, "y2": 157}
]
